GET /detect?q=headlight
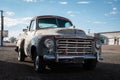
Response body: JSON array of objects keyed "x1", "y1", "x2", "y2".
[
  {"x1": 95, "y1": 41, "x2": 101, "y2": 49},
  {"x1": 44, "y1": 39, "x2": 54, "y2": 49}
]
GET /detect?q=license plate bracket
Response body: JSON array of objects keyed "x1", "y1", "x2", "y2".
[{"x1": 74, "y1": 57, "x2": 84, "y2": 63}]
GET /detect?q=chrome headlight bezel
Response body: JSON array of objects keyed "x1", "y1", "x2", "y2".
[
  {"x1": 95, "y1": 41, "x2": 101, "y2": 49},
  {"x1": 44, "y1": 39, "x2": 54, "y2": 49}
]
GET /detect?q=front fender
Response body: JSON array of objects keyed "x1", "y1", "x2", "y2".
[
  {"x1": 30, "y1": 35, "x2": 46, "y2": 56},
  {"x1": 16, "y1": 38, "x2": 24, "y2": 48},
  {"x1": 15, "y1": 38, "x2": 24, "y2": 52},
  {"x1": 31, "y1": 35, "x2": 56, "y2": 56}
]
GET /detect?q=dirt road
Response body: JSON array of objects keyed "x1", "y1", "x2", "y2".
[{"x1": 0, "y1": 45, "x2": 120, "y2": 80}]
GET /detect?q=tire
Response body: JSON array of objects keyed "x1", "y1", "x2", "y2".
[
  {"x1": 33, "y1": 50, "x2": 45, "y2": 73},
  {"x1": 18, "y1": 48, "x2": 25, "y2": 61},
  {"x1": 18, "y1": 41, "x2": 25, "y2": 62},
  {"x1": 83, "y1": 59, "x2": 97, "y2": 70}
]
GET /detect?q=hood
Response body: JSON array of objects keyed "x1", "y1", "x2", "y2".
[{"x1": 35, "y1": 28, "x2": 87, "y2": 38}]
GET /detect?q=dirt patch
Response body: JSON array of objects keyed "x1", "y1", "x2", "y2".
[
  {"x1": 102, "y1": 45, "x2": 120, "y2": 54},
  {"x1": 0, "y1": 45, "x2": 120, "y2": 80}
]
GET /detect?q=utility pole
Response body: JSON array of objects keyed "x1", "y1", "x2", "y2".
[{"x1": 0, "y1": 10, "x2": 4, "y2": 46}]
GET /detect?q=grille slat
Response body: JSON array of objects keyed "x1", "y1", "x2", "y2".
[
  {"x1": 58, "y1": 42, "x2": 91, "y2": 44},
  {"x1": 56, "y1": 38, "x2": 93, "y2": 55},
  {"x1": 59, "y1": 46, "x2": 91, "y2": 49}
]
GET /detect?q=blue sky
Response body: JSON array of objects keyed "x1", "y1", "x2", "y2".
[{"x1": 0, "y1": 0, "x2": 120, "y2": 38}]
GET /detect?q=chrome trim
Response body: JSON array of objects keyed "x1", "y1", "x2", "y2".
[
  {"x1": 57, "y1": 42, "x2": 91, "y2": 44},
  {"x1": 43, "y1": 54, "x2": 97, "y2": 60},
  {"x1": 98, "y1": 54, "x2": 103, "y2": 60},
  {"x1": 57, "y1": 47, "x2": 91, "y2": 48},
  {"x1": 56, "y1": 52, "x2": 92, "y2": 54}
]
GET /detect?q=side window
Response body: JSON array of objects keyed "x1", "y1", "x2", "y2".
[
  {"x1": 65, "y1": 22, "x2": 71, "y2": 28},
  {"x1": 29, "y1": 20, "x2": 36, "y2": 31}
]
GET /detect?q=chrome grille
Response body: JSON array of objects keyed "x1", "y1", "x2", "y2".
[{"x1": 56, "y1": 38, "x2": 93, "y2": 55}]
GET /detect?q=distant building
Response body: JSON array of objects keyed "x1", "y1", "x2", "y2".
[
  {"x1": 98, "y1": 31, "x2": 120, "y2": 45},
  {"x1": 87, "y1": 31, "x2": 120, "y2": 45}
]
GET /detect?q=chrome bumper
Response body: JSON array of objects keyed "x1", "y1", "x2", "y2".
[{"x1": 43, "y1": 54, "x2": 103, "y2": 62}]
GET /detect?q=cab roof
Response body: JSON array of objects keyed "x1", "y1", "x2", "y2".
[{"x1": 32, "y1": 15, "x2": 71, "y2": 21}]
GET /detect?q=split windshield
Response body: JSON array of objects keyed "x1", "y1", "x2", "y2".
[{"x1": 38, "y1": 18, "x2": 72, "y2": 28}]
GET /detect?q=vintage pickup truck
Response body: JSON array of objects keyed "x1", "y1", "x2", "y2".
[{"x1": 15, "y1": 15, "x2": 103, "y2": 72}]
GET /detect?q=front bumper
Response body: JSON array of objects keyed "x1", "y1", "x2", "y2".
[{"x1": 43, "y1": 54, "x2": 103, "y2": 63}]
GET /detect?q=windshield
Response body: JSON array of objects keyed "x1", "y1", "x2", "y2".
[{"x1": 38, "y1": 18, "x2": 72, "y2": 28}]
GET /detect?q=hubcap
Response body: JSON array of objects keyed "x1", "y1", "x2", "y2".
[
  {"x1": 35, "y1": 56, "x2": 39, "y2": 70},
  {"x1": 18, "y1": 51, "x2": 20, "y2": 60}
]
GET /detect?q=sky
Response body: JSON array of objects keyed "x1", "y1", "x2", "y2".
[{"x1": 0, "y1": 0, "x2": 120, "y2": 39}]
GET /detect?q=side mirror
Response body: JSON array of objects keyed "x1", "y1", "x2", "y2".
[
  {"x1": 23, "y1": 29, "x2": 27, "y2": 32},
  {"x1": 27, "y1": 26, "x2": 29, "y2": 29},
  {"x1": 70, "y1": 25, "x2": 75, "y2": 28},
  {"x1": 73, "y1": 25, "x2": 75, "y2": 28}
]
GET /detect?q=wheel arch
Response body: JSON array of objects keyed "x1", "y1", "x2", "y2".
[{"x1": 20, "y1": 39, "x2": 25, "y2": 47}]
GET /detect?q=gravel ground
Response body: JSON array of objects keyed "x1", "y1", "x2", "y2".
[{"x1": 0, "y1": 44, "x2": 120, "y2": 80}]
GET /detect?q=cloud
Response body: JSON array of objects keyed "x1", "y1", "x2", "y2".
[
  {"x1": 4, "y1": 17, "x2": 32, "y2": 27},
  {"x1": 8, "y1": 30, "x2": 22, "y2": 38},
  {"x1": 23, "y1": 0, "x2": 38, "y2": 3},
  {"x1": 67, "y1": 11, "x2": 73, "y2": 14},
  {"x1": 104, "y1": 13, "x2": 109, "y2": 16},
  {"x1": 113, "y1": 7, "x2": 117, "y2": 11},
  {"x1": 69, "y1": 14, "x2": 75, "y2": 17},
  {"x1": 0, "y1": 17, "x2": 32, "y2": 38},
  {"x1": 67, "y1": 11, "x2": 76, "y2": 17},
  {"x1": 110, "y1": 11, "x2": 117, "y2": 15},
  {"x1": 6, "y1": 11, "x2": 15, "y2": 16},
  {"x1": 114, "y1": 0, "x2": 118, "y2": 2},
  {"x1": 106, "y1": 1, "x2": 113, "y2": 4},
  {"x1": 77, "y1": 1, "x2": 90, "y2": 5},
  {"x1": 104, "y1": 7, "x2": 118, "y2": 16},
  {"x1": 110, "y1": 7, "x2": 118, "y2": 15},
  {"x1": 93, "y1": 21, "x2": 106, "y2": 24},
  {"x1": 66, "y1": 11, "x2": 80, "y2": 17},
  {"x1": 59, "y1": 1, "x2": 68, "y2": 5}
]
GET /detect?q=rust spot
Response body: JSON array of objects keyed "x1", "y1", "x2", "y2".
[{"x1": 62, "y1": 50, "x2": 67, "y2": 54}]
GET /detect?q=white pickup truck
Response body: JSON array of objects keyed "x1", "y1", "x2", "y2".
[{"x1": 15, "y1": 15, "x2": 103, "y2": 72}]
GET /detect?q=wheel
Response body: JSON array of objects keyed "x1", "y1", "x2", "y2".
[
  {"x1": 33, "y1": 50, "x2": 45, "y2": 73},
  {"x1": 18, "y1": 47, "x2": 25, "y2": 61},
  {"x1": 18, "y1": 41, "x2": 25, "y2": 62},
  {"x1": 83, "y1": 59, "x2": 97, "y2": 70},
  {"x1": 34, "y1": 55, "x2": 45, "y2": 73}
]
